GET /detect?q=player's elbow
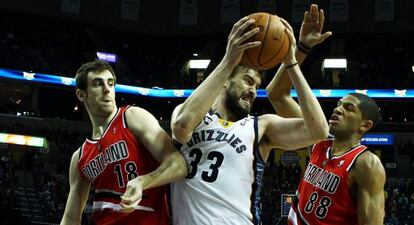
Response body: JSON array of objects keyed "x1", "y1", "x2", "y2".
[
  {"x1": 308, "y1": 121, "x2": 329, "y2": 143},
  {"x1": 171, "y1": 117, "x2": 193, "y2": 144}
]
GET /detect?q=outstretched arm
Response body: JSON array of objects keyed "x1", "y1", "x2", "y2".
[
  {"x1": 171, "y1": 17, "x2": 261, "y2": 144},
  {"x1": 354, "y1": 152, "x2": 386, "y2": 225},
  {"x1": 266, "y1": 4, "x2": 332, "y2": 118},
  {"x1": 259, "y1": 19, "x2": 329, "y2": 151},
  {"x1": 60, "y1": 150, "x2": 91, "y2": 225},
  {"x1": 120, "y1": 106, "x2": 188, "y2": 212}
]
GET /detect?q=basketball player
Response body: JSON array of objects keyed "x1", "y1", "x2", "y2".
[
  {"x1": 60, "y1": 60, "x2": 187, "y2": 225},
  {"x1": 170, "y1": 16, "x2": 329, "y2": 225},
  {"x1": 267, "y1": 5, "x2": 386, "y2": 225}
]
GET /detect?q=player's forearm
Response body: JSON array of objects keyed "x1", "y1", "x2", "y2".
[
  {"x1": 266, "y1": 49, "x2": 308, "y2": 117},
  {"x1": 172, "y1": 61, "x2": 234, "y2": 138},
  {"x1": 267, "y1": 49, "x2": 308, "y2": 99},
  {"x1": 359, "y1": 210, "x2": 384, "y2": 225},
  {"x1": 140, "y1": 151, "x2": 188, "y2": 190},
  {"x1": 60, "y1": 215, "x2": 81, "y2": 225},
  {"x1": 287, "y1": 65, "x2": 329, "y2": 140}
]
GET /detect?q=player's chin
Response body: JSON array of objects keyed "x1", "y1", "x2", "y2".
[{"x1": 238, "y1": 104, "x2": 251, "y2": 117}]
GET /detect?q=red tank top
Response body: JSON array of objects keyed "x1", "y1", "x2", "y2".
[
  {"x1": 77, "y1": 106, "x2": 168, "y2": 225},
  {"x1": 288, "y1": 139, "x2": 367, "y2": 225}
]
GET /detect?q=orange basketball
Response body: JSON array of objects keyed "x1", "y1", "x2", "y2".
[{"x1": 241, "y1": 12, "x2": 290, "y2": 70}]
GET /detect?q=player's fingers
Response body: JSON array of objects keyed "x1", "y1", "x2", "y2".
[
  {"x1": 236, "y1": 27, "x2": 260, "y2": 45},
  {"x1": 280, "y1": 18, "x2": 294, "y2": 33},
  {"x1": 119, "y1": 202, "x2": 135, "y2": 213},
  {"x1": 319, "y1": 9, "x2": 325, "y2": 30},
  {"x1": 230, "y1": 16, "x2": 250, "y2": 37},
  {"x1": 310, "y1": 4, "x2": 319, "y2": 23},
  {"x1": 120, "y1": 187, "x2": 135, "y2": 204},
  {"x1": 233, "y1": 19, "x2": 256, "y2": 39},
  {"x1": 303, "y1": 11, "x2": 310, "y2": 22},
  {"x1": 239, "y1": 41, "x2": 261, "y2": 52},
  {"x1": 319, "y1": 31, "x2": 333, "y2": 43}
]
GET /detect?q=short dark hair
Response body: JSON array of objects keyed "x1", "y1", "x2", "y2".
[
  {"x1": 75, "y1": 60, "x2": 116, "y2": 91},
  {"x1": 229, "y1": 64, "x2": 263, "y2": 80},
  {"x1": 349, "y1": 93, "x2": 380, "y2": 128}
]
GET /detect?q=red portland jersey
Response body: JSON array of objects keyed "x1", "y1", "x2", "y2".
[
  {"x1": 288, "y1": 139, "x2": 367, "y2": 225},
  {"x1": 77, "y1": 106, "x2": 168, "y2": 225}
]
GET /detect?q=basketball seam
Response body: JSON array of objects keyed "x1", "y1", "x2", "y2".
[
  {"x1": 261, "y1": 19, "x2": 287, "y2": 67},
  {"x1": 256, "y1": 13, "x2": 270, "y2": 68}
]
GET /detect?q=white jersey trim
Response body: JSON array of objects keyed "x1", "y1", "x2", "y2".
[
  {"x1": 346, "y1": 147, "x2": 368, "y2": 171},
  {"x1": 92, "y1": 201, "x2": 154, "y2": 212}
]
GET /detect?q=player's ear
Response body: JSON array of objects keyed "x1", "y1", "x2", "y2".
[
  {"x1": 360, "y1": 119, "x2": 373, "y2": 133},
  {"x1": 76, "y1": 89, "x2": 87, "y2": 102}
]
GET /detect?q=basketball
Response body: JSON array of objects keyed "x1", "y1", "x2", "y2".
[{"x1": 241, "y1": 12, "x2": 290, "y2": 70}]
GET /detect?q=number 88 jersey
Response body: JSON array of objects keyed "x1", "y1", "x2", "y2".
[
  {"x1": 288, "y1": 139, "x2": 367, "y2": 225},
  {"x1": 172, "y1": 112, "x2": 265, "y2": 225}
]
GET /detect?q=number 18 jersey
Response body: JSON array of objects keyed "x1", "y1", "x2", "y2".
[
  {"x1": 77, "y1": 106, "x2": 168, "y2": 225},
  {"x1": 172, "y1": 112, "x2": 265, "y2": 225}
]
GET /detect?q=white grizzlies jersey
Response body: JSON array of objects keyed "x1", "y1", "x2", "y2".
[{"x1": 172, "y1": 112, "x2": 265, "y2": 225}]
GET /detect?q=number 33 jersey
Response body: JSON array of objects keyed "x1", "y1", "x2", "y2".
[
  {"x1": 77, "y1": 106, "x2": 168, "y2": 225},
  {"x1": 172, "y1": 112, "x2": 265, "y2": 225}
]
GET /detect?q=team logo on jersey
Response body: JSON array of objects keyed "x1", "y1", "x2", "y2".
[
  {"x1": 303, "y1": 163, "x2": 341, "y2": 194},
  {"x1": 240, "y1": 117, "x2": 251, "y2": 126},
  {"x1": 82, "y1": 140, "x2": 129, "y2": 181},
  {"x1": 204, "y1": 116, "x2": 213, "y2": 125},
  {"x1": 337, "y1": 160, "x2": 345, "y2": 167},
  {"x1": 186, "y1": 129, "x2": 247, "y2": 153},
  {"x1": 113, "y1": 127, "x2": 117, "y2": 134}
]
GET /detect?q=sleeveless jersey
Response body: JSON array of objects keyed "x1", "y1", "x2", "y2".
[
  {"x1": 77, "y1": 106, "x2": 168, "y2": 225},
  {"x1": 172, "y1": 112, "x2": 265, "y2": 225},
  {"x1": 288, "y1": 139, "x2": 367, "y2": 225}
]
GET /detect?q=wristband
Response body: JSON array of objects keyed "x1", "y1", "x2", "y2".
[
  {"x1": 297, "y1": 42, "x2": 312, "y2": 54},
  {"x1": 285, "y1": 62, "x2": 298, "y2": 69}
]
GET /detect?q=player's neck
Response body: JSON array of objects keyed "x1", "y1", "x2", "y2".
[
  {"x1": 331, "y1": 137, "x2": 361, "y2": 156},
  {"x1": 211, "y1": 99, "x2": 240, "y2": 122},
  {"x1": 90, "y1": 108, "x2": 118, "y2": 139}
]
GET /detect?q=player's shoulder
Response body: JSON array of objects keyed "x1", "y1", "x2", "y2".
[
  {"x1": 354, "y1": 150, "x2": 384, "y2": 171},
  {"x1": 125, "y1": 106, "x2": 155, "y2": 121},
  {"x1": 352, "y1": 150, "x2": 385, "y2": 179}
]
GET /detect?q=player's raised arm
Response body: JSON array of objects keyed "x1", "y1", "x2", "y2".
[
  {"x1": 171, "y1": 17, "x2": 261, "y2": 144},
  {"x1": 266, "y1": 4, "x2": 332, "y2": 118},
  {"x1": 259, "y1": 19, "x2": 329, "y2": 151}
]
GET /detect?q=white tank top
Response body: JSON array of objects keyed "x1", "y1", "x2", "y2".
[{"x1": 172, "y1": 112, "x2": 265, "y2": 225}]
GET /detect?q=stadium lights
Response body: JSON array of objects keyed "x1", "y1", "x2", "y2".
[
  {"x1": 189, "y1": 60, "x2": 210, "y2": 69},
  {"x1": 322, "y1": 58, "x2": 347, "y2": 70},
  {"x1": 0, "y1": 132, "x2": 47, "y2": 148},
  {"x1": 412, "y1": 65, "x2": 414, "y2": 72}
]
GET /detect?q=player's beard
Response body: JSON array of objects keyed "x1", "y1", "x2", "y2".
[{"x1": 225, "y1": 91, "x2": 251, "y2": 120}]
